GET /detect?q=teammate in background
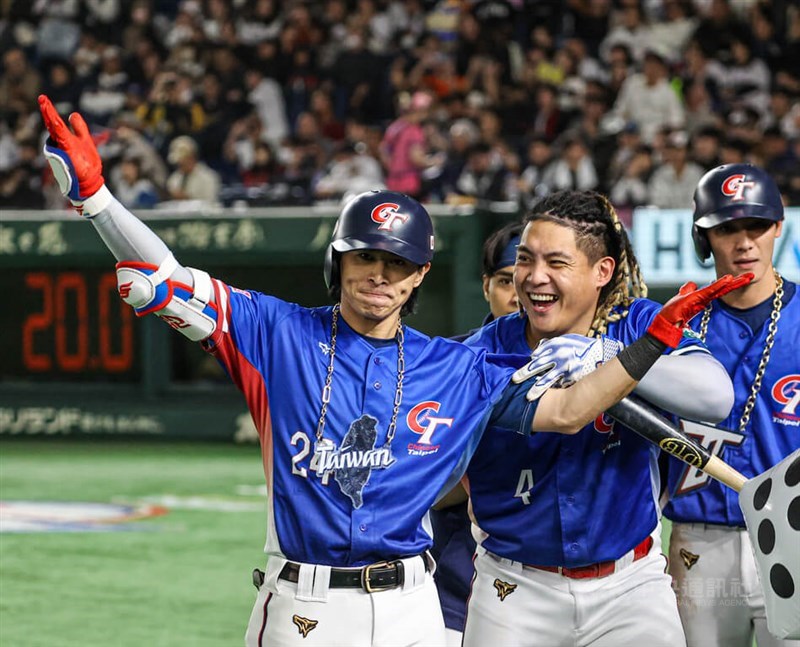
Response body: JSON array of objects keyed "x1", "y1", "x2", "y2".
[
  {"x1": 663, "y1": 164, "x2": 800, "y2": 647},
  {"x1": 38, "y1": 97, "x2": 747, "y2": 647},
  {"x1": 451, "y1": 222, "x2": 523, "y2": 343},
  {"x1": 432, "y1": 222, "x2": 523, "y2": 646},
  {"x1": 461, "y1": 190, "x2": 739, "y2": 647}
]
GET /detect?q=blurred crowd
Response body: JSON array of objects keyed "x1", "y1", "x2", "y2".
[{"x1": 1, "y1": 0, "x2": 798, "y2": 217}]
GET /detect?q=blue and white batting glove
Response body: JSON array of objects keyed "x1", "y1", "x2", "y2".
[{"x1": 512, "y1": 334, "x2": 625, "y2": 402}]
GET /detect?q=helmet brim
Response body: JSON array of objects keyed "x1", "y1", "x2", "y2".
[
  {"x1": 331, "y1": 235, "x2": 433, "y2": 266},
  {"x1": 695, "y1": 203, "x2": 783, "y2": 229}
]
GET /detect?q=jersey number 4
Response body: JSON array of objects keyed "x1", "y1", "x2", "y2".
[
  {"x1": 514, "y1": 469, "x2": 534, "y2": 505},
  {"x1": 673, "y1": 420, "x2": 745, "y2": 496}
]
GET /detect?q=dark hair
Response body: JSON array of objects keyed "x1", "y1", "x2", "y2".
[
  {"x1": 482, "y1": 222, "x2": 524, "y2": 276},
  {"x1": 524, "y1": 190, "x2": 647, "y2": 336},
  {"x1": 326, "y1": 252, "x2": 422, "y2": 318}
]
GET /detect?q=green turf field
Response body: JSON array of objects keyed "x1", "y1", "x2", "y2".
[
  {"x1": 0, "y1": 440, "x2": 268, "y2": 647},
  {"x1": 0, "y1": 440, "x2": 684, "y2": 647}
]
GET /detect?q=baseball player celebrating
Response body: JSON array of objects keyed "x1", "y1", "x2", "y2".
[
  {"x1": 663, "y1": 165, "x2": 800, "y2": 647},
  {"x1": 461, "y1": 190, "x2": 743, "y2": 647},
  {"x1": 37, "y1": 97, "x2": 747, "y2": 647}
]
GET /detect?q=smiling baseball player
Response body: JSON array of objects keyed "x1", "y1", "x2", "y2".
[
  {"x1": 461, "y1": 191, "x2": 744, "y2": 647},
  {"x1": 37, "y1": 96, "x2": 748, "y2": 647}
]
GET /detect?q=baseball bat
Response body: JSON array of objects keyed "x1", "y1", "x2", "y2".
[{"x1": 607, "y1": 396, "x2": 748, "y2": 492}]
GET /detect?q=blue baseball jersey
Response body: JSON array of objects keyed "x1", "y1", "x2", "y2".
[
  {"x1": 464, "y1": 299, "x2": 706, "y2": 567},
  {"x1": 664, "y1": 280, "x2": 800, "y2": 526},
  {"x1": 202, "y1": 280, "x2": 532, "y2": 567}
]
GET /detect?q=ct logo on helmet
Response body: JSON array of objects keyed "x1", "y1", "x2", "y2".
[
  {"x1": 371, "y1": 202, "x2": 409, "y2": 232},
  {"x1": 721, "y1": 174, "x2": 755, "y2": 202},
  {"x1": 406, "y1": 401, "x2": 452, "y2": 455},
  {"x1": 772, "y1": 375, "x2": 800, "y2": 417}
]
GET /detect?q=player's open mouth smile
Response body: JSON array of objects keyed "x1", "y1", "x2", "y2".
[{"x1": 527, "y1": 293, "x2": 558, "y2": 312}]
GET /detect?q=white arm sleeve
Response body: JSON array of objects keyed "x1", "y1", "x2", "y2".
[
  {"x1": 90, "y1": 196, "x2": 194, "y2": 287},
  {"x1": 635, "y1": 351, "x2": 734, "y2": 423}
]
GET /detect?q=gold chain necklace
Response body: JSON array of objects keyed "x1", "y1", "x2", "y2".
[
  {"x1": 315, "y1": 303, "x2": 405, "y2": 446},
  {"x1": 698, "y1": 269, "x2": 784, "y2": 434}
]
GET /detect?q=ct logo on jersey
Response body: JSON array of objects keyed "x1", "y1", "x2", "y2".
[
  {"x1": 673, "y1": 420, "x2": 745, "y2": 496},
  {"x1": 406, "y1": 401, "x2": 453, "y2": 456},
  {"x1": 772, "y1": 374, "x2": 800, "y2": 427},
  {"x1": 594, "y1": 413, "x2": 621, "y2": 454},
  {"x1": 371, "y1": 202, "x2": 409, "y2": 232},
  {"x1": 721, "y1": 174, "x2": 755, "y2": 202}
]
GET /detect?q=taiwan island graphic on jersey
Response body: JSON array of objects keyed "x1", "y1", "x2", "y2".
[{"x1": 313, "y1": 414, "x2": 396, "y2": 508}]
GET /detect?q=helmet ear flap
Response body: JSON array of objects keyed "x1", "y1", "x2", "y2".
[
  {"x1": 692, "y1": 224, "x2": 711, "y2": 262},
  {"x1": 324, "y1": 245, "x2": 340, "y2": 291}
]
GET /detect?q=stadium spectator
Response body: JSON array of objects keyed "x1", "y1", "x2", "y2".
[
  {"x1": 692, "y1": 0, "x2": 742, "y2": 61},
  {"x1": 310, "y1": 88, "x2": 345, "y2": 142},
  {"x1": 607, "y1": 120, "x2": 644, "y2": 186},
  {"x1": 518, "y1": 136, "x2": 554, "y2": 207},
  {"x1": 244, "y1": 66, "x2": 289, "y2": 148},
  {"x1": 241, "y1": 141, "x2": 283, "y2": 189},
  {"x1": 610, "y1": 45, "x2": 685, "y2": 143},
  {"x1": 314, "y1": 141, "x2": 385, "y2": 201},
  {"x1": 380, "y1": 90, "x2": 434, "y2": 199},
  {"x1": 528, "y1": 83, "x2": 566, "y2": 143},
  {"x1": 541, "y1": 133, "x2": 599, "y2": 192},
  {"x1": 719, "y1": 137, "x2": 751, "y2": 165},
  {"x1": 165, "y1": 135, "x2": 221, "y2": 206},
  {"x1": 0, "y1": 48, "x2": 43, "y2": 119},
  {"x1": 600, "y1": 0, "x2": 651, "y2": 64},
  {"x1": 648, "y1": 0, "x2": 698, "y2": 62},
  {"x1": 434, "y1": 118, "x2": 479, "y2": 200},
  {"x1": 609, "y1": 144, "x2": 653, "y2": 208},
  {"x1": 0, "y1": 137, "x2": 44, "y2": 209},
  {"x1": 110, "y1": 157, "x2": 159, "y2": 210},
  {"x1": 78, "y1": 45, "x2": 128, "y2": 125},
  {"x1": 710, "y1": 32, "x2": 770, "y2": 115},
  {"x1": 647, "y1": 130, "x2": 704, "y2": 209},
  {"x1": 41, "y1": 61, "x2": 82, "y2": 118},
  {"x1": 451, "y1": 141, "x2": 514, "y2": 204},
  {"x1": 690, "y1": 126, "x2": 723, "y2": 169}
]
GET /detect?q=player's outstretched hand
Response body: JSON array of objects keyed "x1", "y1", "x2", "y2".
[
  {"x1": 512, "y1": 334, "x2": 625, "y2": 402},
  {"x1": 647, "y1": 273, "x2": 754, "y2": 347},
  {"x1": 38, "y1": 94, "x2": 109, "y2": 214}
]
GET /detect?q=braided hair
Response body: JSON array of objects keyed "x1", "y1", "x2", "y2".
[{"x1": 524, "y1": 190, "x2": 648, "y2": 336}]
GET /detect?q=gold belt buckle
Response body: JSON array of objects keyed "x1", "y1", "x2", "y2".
[{"x1": 361, "y1": 561, "x2": 394, "y2": 593}]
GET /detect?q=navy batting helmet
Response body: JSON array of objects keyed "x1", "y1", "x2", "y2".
[
  {"x1": 324, "y1": 190, "x2": 435, "y2": 290},
  {"x1": 692, "y1": 164, "x2": 784, "y2": 261}
]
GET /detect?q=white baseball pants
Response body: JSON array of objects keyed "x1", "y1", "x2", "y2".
[
  {"x1": 463, "y1": 543, "x2": 685, "y2": 647},
  {"x1": 669, "y1": 523, "x2": 800, "y2": 647},
  {"x1": 245, "y1": 554, "x2": 446, "y2": 646}
]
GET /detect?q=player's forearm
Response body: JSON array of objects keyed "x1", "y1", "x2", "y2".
[
  {"x1": 91, "y1": 195, "x2": 193, "y2": 286},
  {"x1": 533, "y1": 359, "x2": 637, "y2": 433},
  {"x1": 533, "y1": 334, "x2": 666, "y2": 434},
  {"x1": 635, "y1": 353, "x2": 734, "y2": 423}
]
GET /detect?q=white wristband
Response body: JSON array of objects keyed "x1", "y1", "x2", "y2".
[{"x1": 72, "y1": 184, "x2": 113, "y2": 217}]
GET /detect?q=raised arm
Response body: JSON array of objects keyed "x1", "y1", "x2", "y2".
[
  {"x1": 39, "y1": 95, "x2": 215, "y2": 342},
  {"x1": 516, "y1": 275, "x2": 753, "y2": 434}
]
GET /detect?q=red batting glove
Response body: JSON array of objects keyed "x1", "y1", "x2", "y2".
[
  {"x1": 38, "y1": 95, "x2": 109, "y2": 214},
  {"x1": 648, "y1": 273, "x2": 754, "y2": 347}
]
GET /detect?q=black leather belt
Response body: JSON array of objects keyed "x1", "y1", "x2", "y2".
[{"x1": 277, "y1": 556, "x2": 429, "y2": 593}]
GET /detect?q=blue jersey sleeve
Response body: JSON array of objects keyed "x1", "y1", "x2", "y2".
[{"x1": 488, "y1": 380, "x2": 540, "y2": 435}]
